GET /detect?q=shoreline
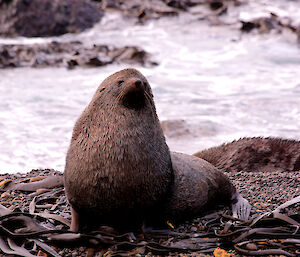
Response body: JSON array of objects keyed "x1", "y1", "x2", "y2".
[
  {"x1": 0, "y1": 169, "x2": 298, "y2": 256},
  {"x1": 1, "y1": 0, "x2": 299, "y2": 69},
  {"x1": 0, "y1": 2, "x2": 299, "y2": 255}
]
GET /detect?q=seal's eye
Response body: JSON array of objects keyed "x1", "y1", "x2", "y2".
[
  {"x1": 118, "y1": 80, "x2": 124, "y2": 86},
  {"x1": 99, "y1": 88, "x2": 105, "y2": 93}
]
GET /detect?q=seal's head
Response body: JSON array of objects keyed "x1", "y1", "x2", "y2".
[
  {"x1": 93, "y1": 68, "x2": 154, "y2": 114},
  {"x1": 70, "y1": 68, "x2": 159, "y2": 144}
]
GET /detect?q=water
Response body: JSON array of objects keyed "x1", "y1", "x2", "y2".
[{"x1": 0, "y1": 2, "x2": 300, "y2": 173}]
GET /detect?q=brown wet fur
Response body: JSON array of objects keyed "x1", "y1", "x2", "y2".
[
  {"x1": 194, "y1": 137, "x2": 300, "y2": 173},
  {"x1": 64, "y1": 68, "x2": 238, "y2": 232},
  {"x1": 162, "y1": 152, "x2": 235, "y2": 224}
]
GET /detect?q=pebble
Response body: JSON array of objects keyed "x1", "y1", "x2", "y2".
[
  {"x1": 1, "y1": 201, "x2": 9, "y2": 206},
  {"x1": 0, "y1": 192, "x2": 10, "y2": 199},
  {"x1": 36, "y1": 188, "x2": 51, "y2": 194},
  {"x1": 190, "y1": 226, "x2": 198, "y2": 232},
  {"x1": 0, "y1": 168, "x2": 298, "y2": 257},
  {"x1": 225, "y1": 170, "x2": 300, "y2": 211},
  {"x1": 245, "y1": 243, "x2": 258, "y2": 250}
]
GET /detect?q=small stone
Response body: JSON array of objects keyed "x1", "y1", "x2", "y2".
[
  {"x1": 1, "y1": 201, "x2": 9, "y2": 206},
  {"x1": 36, "y1": 188, "x2": 51, "y2": 194},
  {"x1": 190, "y1": 226, "x2": 198, "y2": 232},
  {"x1": 246, "y1": 243, "x2": 258, "y2": 251},
  {"x1": 1, "y1": 192, "x2": 10, "y2": 199}
]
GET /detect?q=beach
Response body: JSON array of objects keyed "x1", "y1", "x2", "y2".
[{"x1": 0, "y1": 0, "x2": 299, "y2": 256}]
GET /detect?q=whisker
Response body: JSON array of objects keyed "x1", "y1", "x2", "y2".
[
  {"x1": 144, "y1": 91, "x2": 154, "y2": 105},
  {"x1": 111, "y1": 91, "x2": 123, "y2": 111},
  {"x1": 144, "y1": 91, "x2": 156, "y2": 118},
  {"x1": 110, "y1": 92, "x2": 121, "y2": 113},
  {"x1": 111, "y1": 90, "x2": 125, "y2": 113}
]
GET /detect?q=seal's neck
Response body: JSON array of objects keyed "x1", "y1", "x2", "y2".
[{"x1": 102, "y1": 108, "x2": 168, "y2": 165}]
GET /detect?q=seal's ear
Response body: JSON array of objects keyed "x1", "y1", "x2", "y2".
[{"x1": 99, "y1": 87, "x2": 105, "y2": 93}]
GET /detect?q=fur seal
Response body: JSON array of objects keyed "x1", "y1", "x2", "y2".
[
  {"x1": 64, "y1": 68, "x2": 250, "y2": 232},
  {"x1": 194, "y1": 137, "x2": 300, "y2": 173}
]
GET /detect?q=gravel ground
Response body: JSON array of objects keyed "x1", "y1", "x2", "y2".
[
  {"x1": 0, "y1": 169, "x2": 298, "y2": 257},
  {"x1": 227, "y1": 170, "x2": 300, "y2": 213}
]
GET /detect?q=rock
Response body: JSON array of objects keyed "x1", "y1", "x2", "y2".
[
  {"x1": 297, "y1": 25, "x2": 300, "y2": 44},
  {"x1": 111, "y1": 46, "x2": 152, "y2": 66},
  {"x1": 240, "y1": 16, "x2": 278, "y2": 33},
  {"x1": 190, "y1": 226, "x2": 198, "y2": 232},
  {"x1": 208, "y1": 0, "x2": 227, "y2": 16},
  {"x1": 161, "y1": 119, "x2": 217, "y2": 138},
  {"x1": 0, "y1": 41, "x2": 155, "y2": 68},
  {"x1": 0, "y1": 192, "x2": 10, "y2": 199},
  {"x1": 0, "y1": 0, "x2": 103, "y2": 37},
  {"x1": 239, "y1": 12, "x2": 300, "y2": 35},
  {"x1": 36, "y1": 188, "x2": 51, "y2": 195},
  {"x1": 246, "y1": 243, "x2": 258, "y2": 250},
  {"x1": 161, "y1": 119, "x2": 191, "y2": 138},
  {"x1": 98, "y1": 0, "x2": 179, "y2": 22}
]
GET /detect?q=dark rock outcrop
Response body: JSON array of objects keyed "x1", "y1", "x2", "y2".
[
  {"x1": 0, "y1": 41, "x2": 155, "y2": 68},
  {"x1": 0, "y1": 0, "x2": 103, "y2": 37}
]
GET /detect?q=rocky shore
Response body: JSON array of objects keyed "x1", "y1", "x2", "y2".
[
  {"x1": 0, "y1": 169, "x2": 298, "y2": 256},
  {"x1": 0, "y1": 0, "x2": 103, "y2": 37},
  {"x1": 1, "y1": 0, "x2": 300, "y2": 37},
  {"x1": 0, "y1": 2, "x2": 299, "y2": 255},
  {"x1": 0, "y1": 41, "x2": 154, "y2": 68},
  {"x1": 0, "y1": 0, "x2": 299, "y2": 69}
]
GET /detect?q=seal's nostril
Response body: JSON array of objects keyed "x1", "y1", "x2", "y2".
[{"x1": 135, "y1": 80, "x2": 142, "y2": 88}]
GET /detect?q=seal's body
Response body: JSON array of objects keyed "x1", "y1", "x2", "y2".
[
  {"x1": 164, "y1": 152, "x2": 236, "y2": 222},
  {"x1": 194, "y1": 137, "x2": 300, "y2": 173},
  {"x1": 64, "y1": 69, "x2": 249, "y2": 232},
  {"x1": 64, "y1": 69, "x2": 173, "y2": 230}
]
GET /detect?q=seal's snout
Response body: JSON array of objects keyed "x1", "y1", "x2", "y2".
[
  {"x1": 124, "y1": 78, "x2": 144, "y2": 93},
  {"x1": 121, "y1": 78, "x2": 146, "y2": 110},
  {"x1": 134, "y1": 79, "x2": 142, "y2": 89}
]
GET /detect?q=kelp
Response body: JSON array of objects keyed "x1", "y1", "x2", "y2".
[{"x1": 0, "y1": 174, "x2": 298, "y2": 256}]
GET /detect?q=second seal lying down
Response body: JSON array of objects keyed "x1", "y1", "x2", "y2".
[
  {"x1": 194, "y1": 137, "x2": 300, "y2": 173},
  {"x1": 64, "y1": 68, "x2": 250, "y2": 232}
]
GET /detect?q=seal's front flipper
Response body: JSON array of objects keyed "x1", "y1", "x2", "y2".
[
  {"x1": 70, "y1": 206, "x2": 80, "y2": 232},
  {"x1": 231, "y1": 192, "x2": 251, "y2": 221}
]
